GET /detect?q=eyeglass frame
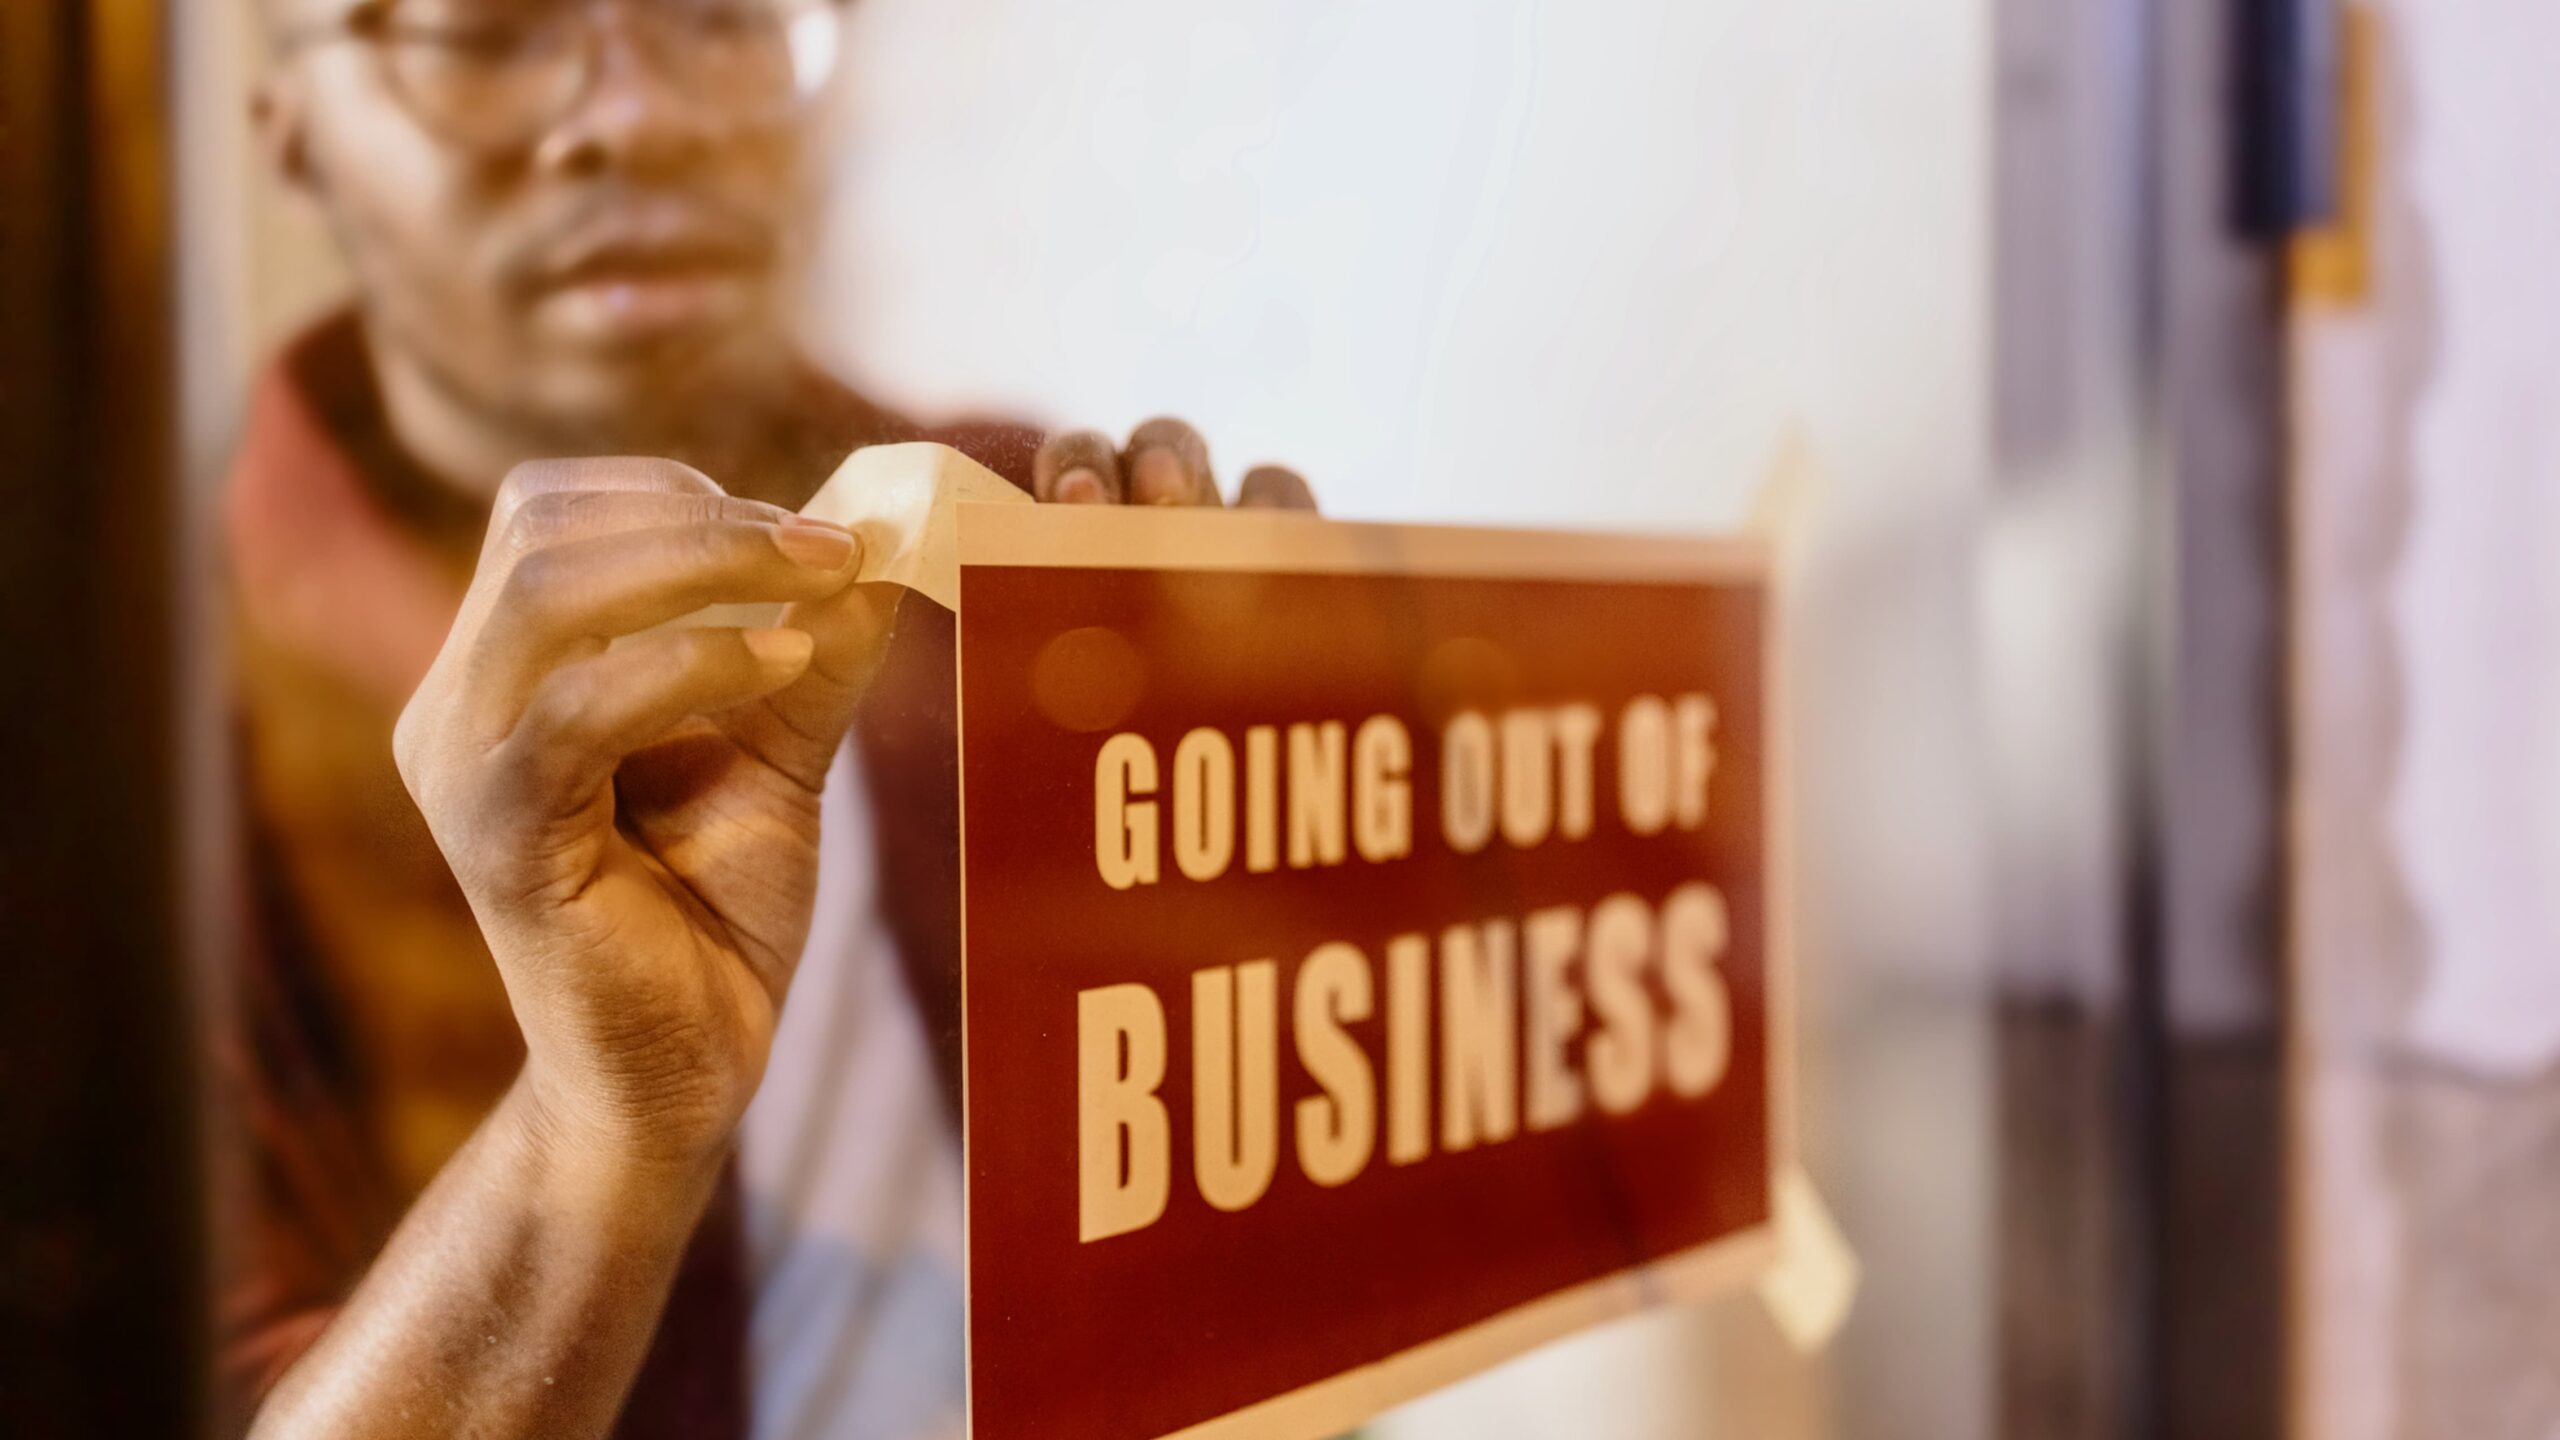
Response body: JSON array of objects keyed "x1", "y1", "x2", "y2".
[{"x1": 271, "y1": 0, "x2": 854, "y2": 152}]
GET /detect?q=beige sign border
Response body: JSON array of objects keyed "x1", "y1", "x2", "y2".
[
  {"x1": 956, "y1": 501, "x2": 1769, "y2": 585},
  {"x1": 951, "y1": 501, "x2": 1797, "y2": 1440}
]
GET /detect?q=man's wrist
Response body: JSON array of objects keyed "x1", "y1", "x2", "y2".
[{"x1": 503, "y1": 1066, "x2": 733, "y2": 1225}]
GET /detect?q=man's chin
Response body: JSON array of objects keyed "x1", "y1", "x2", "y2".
[{"x1": 505, "y1": 291, "x2": 796, "y2": 447}]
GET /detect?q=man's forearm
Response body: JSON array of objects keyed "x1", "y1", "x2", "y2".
[{"x1": 249, "y1": 1076, "x2": 725, "y2": 1440}]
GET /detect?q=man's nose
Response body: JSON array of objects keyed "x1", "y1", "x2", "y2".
[{"x1": 533, "y1": 7, "x2": 718, "y2": 177}]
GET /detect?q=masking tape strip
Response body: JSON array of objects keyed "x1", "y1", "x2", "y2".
[
  {"x1": 655, "y1": 442, "x2": 1029, "y2": 637},
  {"x1": 798, "y1": 441, "x2": 1035, "y2": 612},
  {"x1": 1756, "y1": 1165, "x2": 1860, "y2": 1354},
  {"x1": 1749, "y1": 425, "x2": 1818, "y2": 548},
  {"x1": 1747, "y1": 431, "x2": 1852, "y2": 1354}
]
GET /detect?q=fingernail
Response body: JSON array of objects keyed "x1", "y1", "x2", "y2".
[
  {"x1": 1130, "y1": 447, "x2": 1194, "y2": 505},
  {"x1": 1056, "y1": 468, "x2": 1107, "y2": 504},
  {"x1": 743, "y1": 627, "x2": 816, "y2": 671},
  {"x1": 774, "y1": 518, "x2": 857, "y2": 572},
  {"x1": 1239, "y1": 467, "x2": 1315, "y2": 510}
]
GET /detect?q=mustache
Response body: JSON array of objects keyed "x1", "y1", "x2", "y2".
[{"x1": 499, "y1": 187, "x2": 781, "y2": 291}]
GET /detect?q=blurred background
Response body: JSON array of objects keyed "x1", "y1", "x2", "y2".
[{"x1": 5, "y1": 0, "x2": 2553, "y2": 1434}]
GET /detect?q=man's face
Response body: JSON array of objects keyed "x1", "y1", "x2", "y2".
[{"x1": 264, "y1": 0, "x2": 836, "y2": 435}]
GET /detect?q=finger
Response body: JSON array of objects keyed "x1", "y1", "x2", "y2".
[
  {"x1": 1034, "y1": 430, "x2": 1124, "y2": 505},
  {"x1": 471, "y1": 518, "x2": 861, "y2": 718},
  {"x1": 495, "y1": 626, "x2": 818, "y2": 819},
  {"x1": 1235, "y1": 465, "x2": 1318, "y2": 512},
  {"x1": 721, "y1": 580, "x2": 904, "y2": 790},
  {"x1": 486, "y1": 456, "x2": 725, "y2": 562},
  {"x1": 1122, "y1": 417, "x2": 1217, "y2": 506},
  {"x1": 458, "y1": 486, "x2": 799, "y2": 652},
  {"x1": 493, "y1": 489, "x2": 801, "y2": 563}
]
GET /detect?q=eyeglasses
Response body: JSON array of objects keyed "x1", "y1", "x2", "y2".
[{"x1": 279, "y1": 0, "x2": 850, "y2": 153}]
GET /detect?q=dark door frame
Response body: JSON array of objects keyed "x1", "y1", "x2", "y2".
[{"x1": 0, "y1": 0, "x2": 204, "y2": 1432}]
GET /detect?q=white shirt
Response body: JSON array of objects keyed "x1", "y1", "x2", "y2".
[{"x1": 737, "y1": 743, "x2": 968, "y2": 1440}]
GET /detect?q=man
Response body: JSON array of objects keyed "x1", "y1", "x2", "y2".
[{"x1": 217, "y1": 1, "x2": 1312, "y2": 1435}]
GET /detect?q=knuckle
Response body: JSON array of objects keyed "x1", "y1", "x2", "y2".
[
  {"x1": 391, "y1": 707, "x2": 475, "y2": 849},
  {"x1": 492, "y1": 459, "x2": 585, "y2": 532},
  {"x1": 681, "y1": 494, "x2": 743, "y2": 528},
  {"x1": 498, "y1": 544, "x2": 570, "y2": 615},
  {"x1": 663, "y1": 523, "x2": 756, "y2": 593},
  {"x1": 714, "y1": 495, "x2": 797, "y2": 528},
  {"x1": 390, "y1": 703, "x2": 428, "y2": 793},
  {"x1": 685, "y1": 520, "x2": 750, "y2": 569},
  {"x1": 499, "y1": 491, "x2": 579, "y2": 556},
  {"x1": 492, "y1": 459, "x2": 553, "y2": 513},
  {"x1": 492, "y1": 457, "x2": 725, "y2": 545}
]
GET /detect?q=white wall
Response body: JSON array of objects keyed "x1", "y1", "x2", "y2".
[
  {"x1": 2293, "y1": 4, "x2": 2560, "y2": 1434},
  {"x1": 2388, "y1": 1, "x2": 2560, "y2": 1075},
  {"x1": 819, "y1": 0, "x2": 1998, "y2": 980}
]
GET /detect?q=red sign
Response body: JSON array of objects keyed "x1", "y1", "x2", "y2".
[{"x1": 954, "y1": 507, "x2": 1787, "y2": 1440}]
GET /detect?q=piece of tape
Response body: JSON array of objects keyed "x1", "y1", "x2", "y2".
[
  {"x1": 648, "y1": 442, "x2": 1029, "y2": 638},
  {"x1": 1756, "y1": 1165, "x2": 1860, "y2": 1354},
  {"x1": 1749, "y1": 425, "x2": 1820, "y2": 551},
  {"x1": 798, "y1": 441, "x2": 1034, "y2": 612},
  {"x1": 1744, "y1": 433, "x2": 1848, "y2": 1354}
]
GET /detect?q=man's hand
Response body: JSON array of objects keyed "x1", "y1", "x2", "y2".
[
  {"x1": 393, "y1": 456, "x2": 897, "y2": 1176},
  {"x1": 257, "y1": 455, "x2": 895, "y2": 1440},
  {"x1": 257, "y1": 433, "x2": 1298, "y2": 1440},
  {"x1": 1033, "y1": 417, "x2": 1317, "y2": 510}
]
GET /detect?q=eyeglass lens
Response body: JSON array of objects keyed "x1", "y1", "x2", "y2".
[{"x1": 374, "y1": 0, "x2": 840, "y2": 150}]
